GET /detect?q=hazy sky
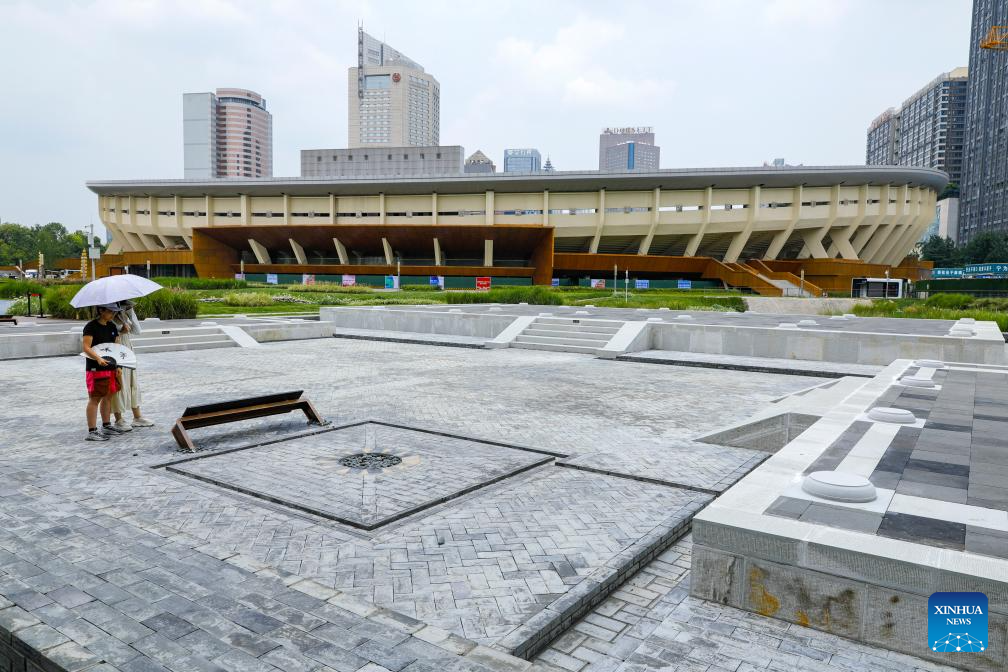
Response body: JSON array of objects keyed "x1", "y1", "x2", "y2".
[{"x1": 0, "y1": 0, "x2": 974, "y2": 235}]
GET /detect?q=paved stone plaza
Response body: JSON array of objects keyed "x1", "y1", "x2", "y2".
[{"x1": 0, "y1": 338, "x2": 963, "y2": 670}]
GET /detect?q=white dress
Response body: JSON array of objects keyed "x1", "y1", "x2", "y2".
[{"x1": 111, "y1": 314, "x2": 142, "y2": 414}]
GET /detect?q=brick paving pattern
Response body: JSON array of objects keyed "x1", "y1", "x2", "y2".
[{"x1": 0, "y1": 338, "x2": 950, "y2": 670}]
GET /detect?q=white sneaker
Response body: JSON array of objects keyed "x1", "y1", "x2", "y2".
[
  {"x1": 131, "y1": 417, "x2": 154, "y2": 427},
  {"x1": 114, "y1": 420, "x2": 133, "y2": 432}
]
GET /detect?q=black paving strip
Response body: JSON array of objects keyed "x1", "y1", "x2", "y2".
[
  {"x1": 877, "y1": 512, "x2": 965, "y2": 551},
  {"x1": 614, "y1": 355, "x2": 869, "y2": 379}
]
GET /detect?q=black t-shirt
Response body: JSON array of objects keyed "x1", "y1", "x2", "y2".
[{"x1": 83, "y1": 319, "x2": 119, "y2": 371}]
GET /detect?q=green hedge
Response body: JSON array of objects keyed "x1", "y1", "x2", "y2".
[
  {"x1": 446, "y1": 286, "x2": 564, "y2": 305},
  {"x1": 153, "y1": 277, "x2": 248, "y2": 290},
  {"x1": 42, "y1": 285, "x2": 92, "y2": 319},
  {"x1": 0, "y1": 279, "x2": 45, "y2": 298},
  {"x1": 134, "y1": 289, "x2": 197, "y2": 320}
]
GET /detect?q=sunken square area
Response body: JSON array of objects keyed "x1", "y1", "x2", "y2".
[{"x1": 164, "y1": 422, "x2": 555, "y2": 530}]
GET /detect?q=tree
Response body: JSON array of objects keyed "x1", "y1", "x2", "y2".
[
  {"x1": 919, "y1": 235, "x2": 961, "y2": 267},
  {"x1": 938, "y1": 182, "x2": 960, "y2": 200},
  {"x1": 0, "y1": 221, "x2": 104, "y2": 266}
]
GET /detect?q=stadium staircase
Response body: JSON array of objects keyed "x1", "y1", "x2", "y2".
[
  {"x1": 129, "y1": 326, "x2": 238, "y2": 353},
  {"x1": 511, "y1": 316, "x2": 623, "y2": 355}
]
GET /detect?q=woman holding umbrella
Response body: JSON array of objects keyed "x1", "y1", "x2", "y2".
[
  {"x1": 110, "y1": 300, "x2": 154, "y2": 431},
  {"x1": 71, "y1": 274, "x2": 162, "y2": 440}
]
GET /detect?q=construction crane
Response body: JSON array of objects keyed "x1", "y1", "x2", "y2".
[{"x1": 980, "y1": 25, "x2": 1008, "y2": 51}]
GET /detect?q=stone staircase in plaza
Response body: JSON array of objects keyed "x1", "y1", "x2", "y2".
[
  {"x1": 129, "y1": 326, "x2": 239, "y2": 353},
  {"x1": 511, "y1": 316, "x2": 623, "y2": 355}
]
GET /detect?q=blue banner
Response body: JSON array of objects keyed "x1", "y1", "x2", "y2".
[
  {"x1": 677, "y1": 279, "x2": 692, "y2": 289},
  {"x1": 964, "y1": 263, "x2": 1008, "y2": 276},
  {"x1": 932, "y1": 268, "x2": 963, "y2": 278}
]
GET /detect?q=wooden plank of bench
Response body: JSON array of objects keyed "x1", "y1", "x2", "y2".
[{"x1": 172, "y1": 393, "x2": 326, "y2": 452}]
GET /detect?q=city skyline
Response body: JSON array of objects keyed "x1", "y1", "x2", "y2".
[{"x1": 0, "y1": 0, "x2": 974, "y2": 233}]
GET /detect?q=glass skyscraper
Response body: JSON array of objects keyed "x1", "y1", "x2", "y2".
[{"x1": 959, "y1": 0, "x2": 1008, "y2": 243}]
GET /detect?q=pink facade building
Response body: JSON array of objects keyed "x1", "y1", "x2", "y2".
[{"x1": 183, "y1": 88, "x2": 272, "y2": 178}]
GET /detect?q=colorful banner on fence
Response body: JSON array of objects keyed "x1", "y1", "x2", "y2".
[
  {"x1": 591, "y1": 279, "x2": 606, "y2": 289},
  {"x1": 341, "y1": 274, "x2": 356, "y2": 286},
  {"x1": 677, "y1": 279, "x2": 692, "y2": 289},
  {"x1": 302, "y1": 274, "x2": 315, "y2": 285},
  {"x1": 266, "y1": 273, "x2": 278, "y2": 285},
  {"x1": 635, "y1": 279, "x2": 649, "y2": 289},
  {"x1": 476, "y1": 277, "x2": 491, "y2": 290}
]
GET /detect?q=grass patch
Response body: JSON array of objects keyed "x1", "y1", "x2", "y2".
[{"x1": 841, "y1": 298, "x2": 1008, "y2": 331}]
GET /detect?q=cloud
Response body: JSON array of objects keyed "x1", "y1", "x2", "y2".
[
  {"x1": 494, "y1": 17, "x2": 674, "y2": 105},
  {"x1": 762, "y1": 0, "x2": 848, "y2": 26}
]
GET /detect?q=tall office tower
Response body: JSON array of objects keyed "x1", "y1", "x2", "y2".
[
  {"x1": 183, "y1": 88, "x2": 273, "y2": 178},
  {"x1": 866, "y1": 108, "x2": 900, "y2": 165},
  {"x1": 866, "y1": 68, "x2": 968, "y2": 185},
  {"x1": 348, "y1": 28, "x2": 439, "y2": 148},
  {"x1": 960, "y1": 0, "x2": 1008, "y2": 243},
  {"x1": 503, "y1": 148, "x2": 542, "y2": 172},
  {"x1": 598, "y1": 127, "x2": 658, "y2": 170},
  {"x1": 464, "y1": 150, "x2": 495, "y2": 174},
  {"x1": 602, "y1": 141, "x2": 660, "y2": 172}
]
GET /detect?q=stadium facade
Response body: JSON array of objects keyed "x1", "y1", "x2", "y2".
[{"x1": 85, "y1": 166, "x2": 945, "y2": 294}]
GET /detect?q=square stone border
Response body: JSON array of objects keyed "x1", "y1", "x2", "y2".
[{"x1": 152, "y1": 419, "x2": 566, "y2": 531}]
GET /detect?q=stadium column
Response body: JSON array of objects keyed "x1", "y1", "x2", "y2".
[
  {"x1": 885, "y1": 187, "x2": 928, "y2": 266},
  {"x1": 329, "y1": 194, "x2": 336, "y2": 224},
  {"x1": 433, "y1": 238, "x2": 443, "y2": 266},
  {"x1": 874, "y1": 185, "x2": 916, "y2": 264},
  {"x1": 282, "y1": 194, "x2": 291, "y2": 226},
  {"x1": 798, "y1": 184, "x2": 836, "y2": 259},
  {"x1": 589, "y1": 189, "x2": 606, "y2": 254},
  {"x1": 205, "y1": 195, "x2": 213, "y2": 229},
  {"x1": 240, "y1": 194, "x2": 250, "y2": 226},
  {"x1": 289, "y1": 238, "x2": 307, "y2": 265},
  {"x1": 431, "y1": 193, "x2": 438, "y2": 225},
  {"x1": 685, "y1": 186, "x2": 713, "y2": 257},
  {"x1": 379, "y1": 193, "x2": 386, "y2": 224},
  {"x1": 542, "y1": 190, "x2": 550, "y2": 227},
  {"x1": 764, "y1": 185, "x2": 802, "y2": 260},
  {"x1": 851, "y1": 184, "x2": 889, "y2": 258},
  {"x1": 862, "y1": 185, "x2": 907, "y2": 263},
  {"x1": 638, "y1": 187, "x2": 661, "y2": 255},
  {"x1": 174, "y1": 194, "x2": 192, "y2": 250},
  {"x1": 485, "y1": 190, "x2": 494, "y2": 225},
  {"x1": 723, "y1": 185, "x2": 760, "y2": 263},
  {"x1": 827, "y1": 184, "x2": 865, "y2": 260},
  {"x1": 382, "y1": 238, "x2": 393, "y2": 265},
  {"x1": 332, "y1": 238, "x2": 349, "y2": 265},
  {"x1": 149, "y1": 197, "x2": 168, "y2": 248},
  {"x1": 484, "y1": 239, "x2": 493, "y2": 267},
  {"x1": 248, "y1": 238, "x2": 271, "y2": 264}
]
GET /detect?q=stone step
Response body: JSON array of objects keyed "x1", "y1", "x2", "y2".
[
  {"x1": 522, "y1": 328, "x2": 613, "y2": 341},
  {"x1": 130, "y1": 333, "x2": 233, "y2": 347},
  {"x1": 132, "y1": 327, "x2": 227, "y2": 340},
  {"x1": 133, "y1": 337, "x2": 236, "y2": 354},
  {"x1": 511, "y1": 340, "x2": 603, "y2": 355},
  {"x1": 530, "y1": 319, "x2": 622, "y2": 332},
  {"x1": 514, "y1": 334, "x2": 611, "y2": 348}
]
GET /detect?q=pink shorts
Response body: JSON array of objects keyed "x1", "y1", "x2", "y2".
[{"x1": 86, "y1": 370, "x2": 120, "y2": 398}]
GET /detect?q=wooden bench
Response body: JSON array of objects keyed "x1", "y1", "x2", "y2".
[
  {"x1": 0, "y1": 315, "x2": 17, "y2": 325},
  {"x1": 171, "y1": 390, "x2": 327, "y2": 452}
]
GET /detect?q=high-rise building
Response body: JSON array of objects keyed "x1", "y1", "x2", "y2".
[
  {"x1": 865, "y1": 68, "x2": 968, "y2": 185},
  {"x1": 503, "y1": 148, "x2": 541, "y2": 173},
  {"x1": 959, "y1": 0, "x2": 1008, "y2": 243},
  {"x1": 602, "y1": 142, "x2": 660, "y2": 172},
  {"x1": 183, "y1": 88, "x2": 273, "y2": 179},
  {"x1": 866, "y1": 109, "x2": 900, "y2": 165},
  {"x1": 348, "y1": 29, "x2": 439, "y2": 148},
  {"x1": 464, "y1": 150, "x2": 495, "y2": 174},
  {"x1": 301, "y1": 146, "x2": 463, "y2": 178},
  {"x1": 599, "y1": 127, "x2": 659, "y2": 171},
  {"x1": 542, "y1": 157, "x2": 555, "y2": 172}
]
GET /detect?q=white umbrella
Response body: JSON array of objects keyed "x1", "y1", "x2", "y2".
[{"x1": 70, "y1": 274, "x2": 163, "y2": 308}]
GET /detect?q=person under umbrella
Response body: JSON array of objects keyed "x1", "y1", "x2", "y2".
[
  {"x1": 110, "y1": 300, "x2": 154, "y2": 431},
  {"x1": 82, "y1": 303, "x2": 128, "y2": 441}
]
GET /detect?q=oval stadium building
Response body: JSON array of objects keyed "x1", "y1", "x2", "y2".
[{"x1": 86, "y1": 165, "x2": 946, "y2": 294}]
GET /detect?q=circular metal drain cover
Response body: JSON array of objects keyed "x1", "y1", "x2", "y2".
[{"x1": 339, "y1": 453, "x2": 402, "y2": 469}]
